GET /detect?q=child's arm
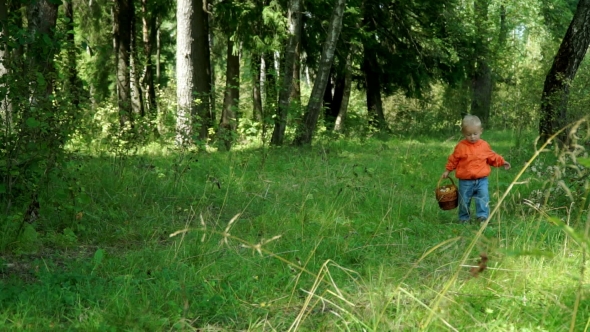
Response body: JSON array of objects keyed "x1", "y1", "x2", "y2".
[
  {"x1": 443, "y1": 143, "x2": 462, "y2": 178},
  {"x1": 484, "y1": 143, "x2": 510, "y2": 170}
]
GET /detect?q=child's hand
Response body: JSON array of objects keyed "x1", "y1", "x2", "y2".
[
  {"x1": 441, "y1": 170, "x2": 450, "y2": 178},
  {"x1": 503, "y1": 162, "x2": 511, "y2": 170}
]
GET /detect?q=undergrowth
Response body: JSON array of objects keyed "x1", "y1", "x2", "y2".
[{"x1": 1, "y1": 125, "x2": 589, "y2": 331}]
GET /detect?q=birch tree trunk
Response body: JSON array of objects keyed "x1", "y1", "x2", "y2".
[
  {"x1": 263, "y1": 52, "x2": 277, "y2": 125},
  {"x1": 271, "y1": 0, "x2": 302, "y2": 146},
  {"x1": 293, "y1": 0, "x2": 346, "y2": 146},
  {"x1": 0, "y1": 0, "x2": 10, "y2": 128},
  {"x1": 175, "y1": 0, "x2": 197, "y2": 146},
  {"x1": 251, "y1": 52, "x2": 263, "y2": 123},
  {"x1": 539, "y1": 0, "x2": 590, "y2": 143},
  {"x1": 130, "y1": 19, "x2": 144, "y2": 119}
]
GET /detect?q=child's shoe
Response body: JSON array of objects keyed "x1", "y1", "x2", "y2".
[{"x1": 477, "y1": 217, "x2": 487, "y2": 223}]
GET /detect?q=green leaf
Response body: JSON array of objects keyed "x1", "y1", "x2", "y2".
[
  {"x1": 42, "y1": 34, "x2": 51, "y2": 45},
  {"x1": 0, "y1": 184, "x2": 5, "y2": 194},
  {"x1": 26, "y1": 117, "x2": 41, "y2": 128},
  {"x1": 36, "y1": 72, "x2": 46, "y2": 86}
]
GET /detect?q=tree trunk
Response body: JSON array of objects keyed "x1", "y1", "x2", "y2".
[
  {"x1": 363, "y1": 48, "x2": 386, "y2": 130},
  {"x1": 330, "y1": 70, "x2": 346, "y2": 130},
  {"x1": 470, "y1": 61, "x2": 492, "y2": 125},
  {"x1": 322, "y1": 68, "x2": 334, "y2": 124},
  {"x1": 175, "y1": 0, "x2": 197, "y2": 146},
  {"x1": 141, "y1": 0, "x2": 157, "y2": 115},
  {"x1": 334, "y1": 55, "x2": 352, "y2": 132},
  {"x1": 470, "y1": 0, "x2": 492, "y2": 126},
  {"x1": 539, "y1": 0, "x2": 590, "y2": 143},
  {"x1": 194, "y1": 0, "x2": 212, "y2": 140},
  {"x1": 361, "y1": 1, "x2": 387, "y2": 131},
  {"x1": 0, "y1": 0, "x2": 10, "y2": 128},
  {"x1": 130, "y1": 10, "x2": 144, "y2": 119},
  {"x1": 327, "y1": 67, "x2": 345, "y2": 129},
  {"x1": 156, "y1": 17, "x2": 161, "y2": 85},
  {"x1": 113, "y1": 0, "x2": 133, "y2": 128},
  {"x1": 293, "y1": 0, "x2": 346, "y2": 146},
  {"x1": 86, "y1": 45, "x2": 97, "y2": 111},
  {"x1": 290, "y1": 26, "x2": 302, "y2": 106},
  {"x1": 21, "y1": 0, "x2": 59, "y2": 223},
  {"x1": 63, "y1": 1, "x2": 80, "y2": 109},
  {"x1": 27, "y1": 0, "x2": 58, "y2": 113},
  {"x1": 499, "y1": 5, "x2": 507, "y2": 47},
  {"x1": 218, "y1": 38, "x2": 240, "y2": 150},
  {"x1": 208, "y1": 6, "x2": 216, "y2": 115},
  {"x1": 271, "y1": 0, "x2": 302, "y2": 146},
  {"x1": 263, "y1": 52, "x2": 277, "y2": 123},
  {"x1": 251, "y1": 52, "x2": 263, "y2": 123}
]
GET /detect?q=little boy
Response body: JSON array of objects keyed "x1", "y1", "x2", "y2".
[{"x1": 441, "y1": 115, "x2": 511, "y2": 223}]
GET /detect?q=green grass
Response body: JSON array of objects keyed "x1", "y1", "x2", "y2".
[{"x1": 1, "y1": 129, "x2": 589, "y2": 331}]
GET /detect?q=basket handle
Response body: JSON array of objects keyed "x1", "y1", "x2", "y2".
[{"x1": 437, "y1": 176, "x2": 455, "y2": 189}]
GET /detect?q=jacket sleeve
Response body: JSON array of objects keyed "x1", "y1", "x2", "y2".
[
  {"x1": 485, "y1": 143, "x2": 506, "y2": 167},
  {"x1": 445, "y1": 146, "x2": 461, "y2": 171}
]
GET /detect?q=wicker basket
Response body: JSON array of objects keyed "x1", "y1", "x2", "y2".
[{"x1": 436, "y1": 177, "x2": 458, "y2": 210}]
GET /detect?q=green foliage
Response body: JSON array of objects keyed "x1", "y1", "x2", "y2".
[{"x1": 1, "y1": 1, "x2": 84, "y2": 254}]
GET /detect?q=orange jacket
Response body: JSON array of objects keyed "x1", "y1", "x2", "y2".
[{"x1": 445, "y1": 139, "x2": 506, "y2": 180}]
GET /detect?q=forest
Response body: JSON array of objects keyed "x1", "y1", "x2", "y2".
[{"x1": 1, "y1": 0, "x2": 590, "y2": 330}]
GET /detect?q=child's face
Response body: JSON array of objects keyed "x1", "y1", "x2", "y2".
[{"x1": 462, "y1": 125, "x2": 482, "y2": 144}]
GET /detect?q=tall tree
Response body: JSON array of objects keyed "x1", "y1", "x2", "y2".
[
  {"x1": 333, "y1": 54, "x2": 352, "y2": 132},
  {"x1": 251, "y1": 52, "x2": 263, "y2": 123},
  {"x1": 0, "y1": 0, "x2": 10, "y2": 127},
  {"x1": 130, "y1": 9, "x2": 144, "y2": 118},
  {"x1": 352, "y1": 0, "x2": 461, "y2": 130},
  {"x1": 470, "y1": 0, "x2": 492, "y2": 126},
  {"x1": 28, "y1": 0, "x2": 59, "y2": 103},
  {"x1": 290, "y1": 22, "x2": 302, "y2": 107},
  {"x1": 141, "y1": 0, "x2": 159, "y2": 115},
  {"x1": 271, "y1": 0, "x2": 302, "y2": 146},
  {"x1": 113, "y1": 0, "x2": 133, "y2": 127},
  {"x1": 63, "y1": 1, "x2": 80, "y2": 108},
  {"x1": 19, "y1": 0, "x2": 60, "y2": 223},
  {"x1": 539, "y1": 0, "x2": 590, "y2": 142},
  {"x1": 176, "y1": 0, "x2": 212, "y2": 145},
  {"x1": 263, "y1": 51, "x2": 278, "y2": 128},
  {"x1": 360, "y1": 0, "x2": 389, "y2": 130},
  {"x1": 218, "y1": 37, "x2": 240, "y2": 150},
  {"x1": 293, "y1": 0, "x2": 346, "y2": 146},
  {"x1": 175, "y1": 0, "x2": 198, "y2": 145},
  {"x1": 362, "y1": 42, "x2": 386, "y2": 129},
  {"x1": 194, "y1": 0, "x2": 212, "y2": 140}
]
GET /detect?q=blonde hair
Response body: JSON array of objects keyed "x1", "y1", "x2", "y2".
[{"x1": 462, "y1": 115, "x2": 482, "y2": 128}]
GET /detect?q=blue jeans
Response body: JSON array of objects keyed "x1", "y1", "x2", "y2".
[{"x1": 458, "y1": 177, "x2": 489, "y2": 221}]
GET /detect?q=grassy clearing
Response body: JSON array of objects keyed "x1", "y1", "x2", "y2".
[{"x1": 1, "y1": 129, "x2": 589, "y2": 331}]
